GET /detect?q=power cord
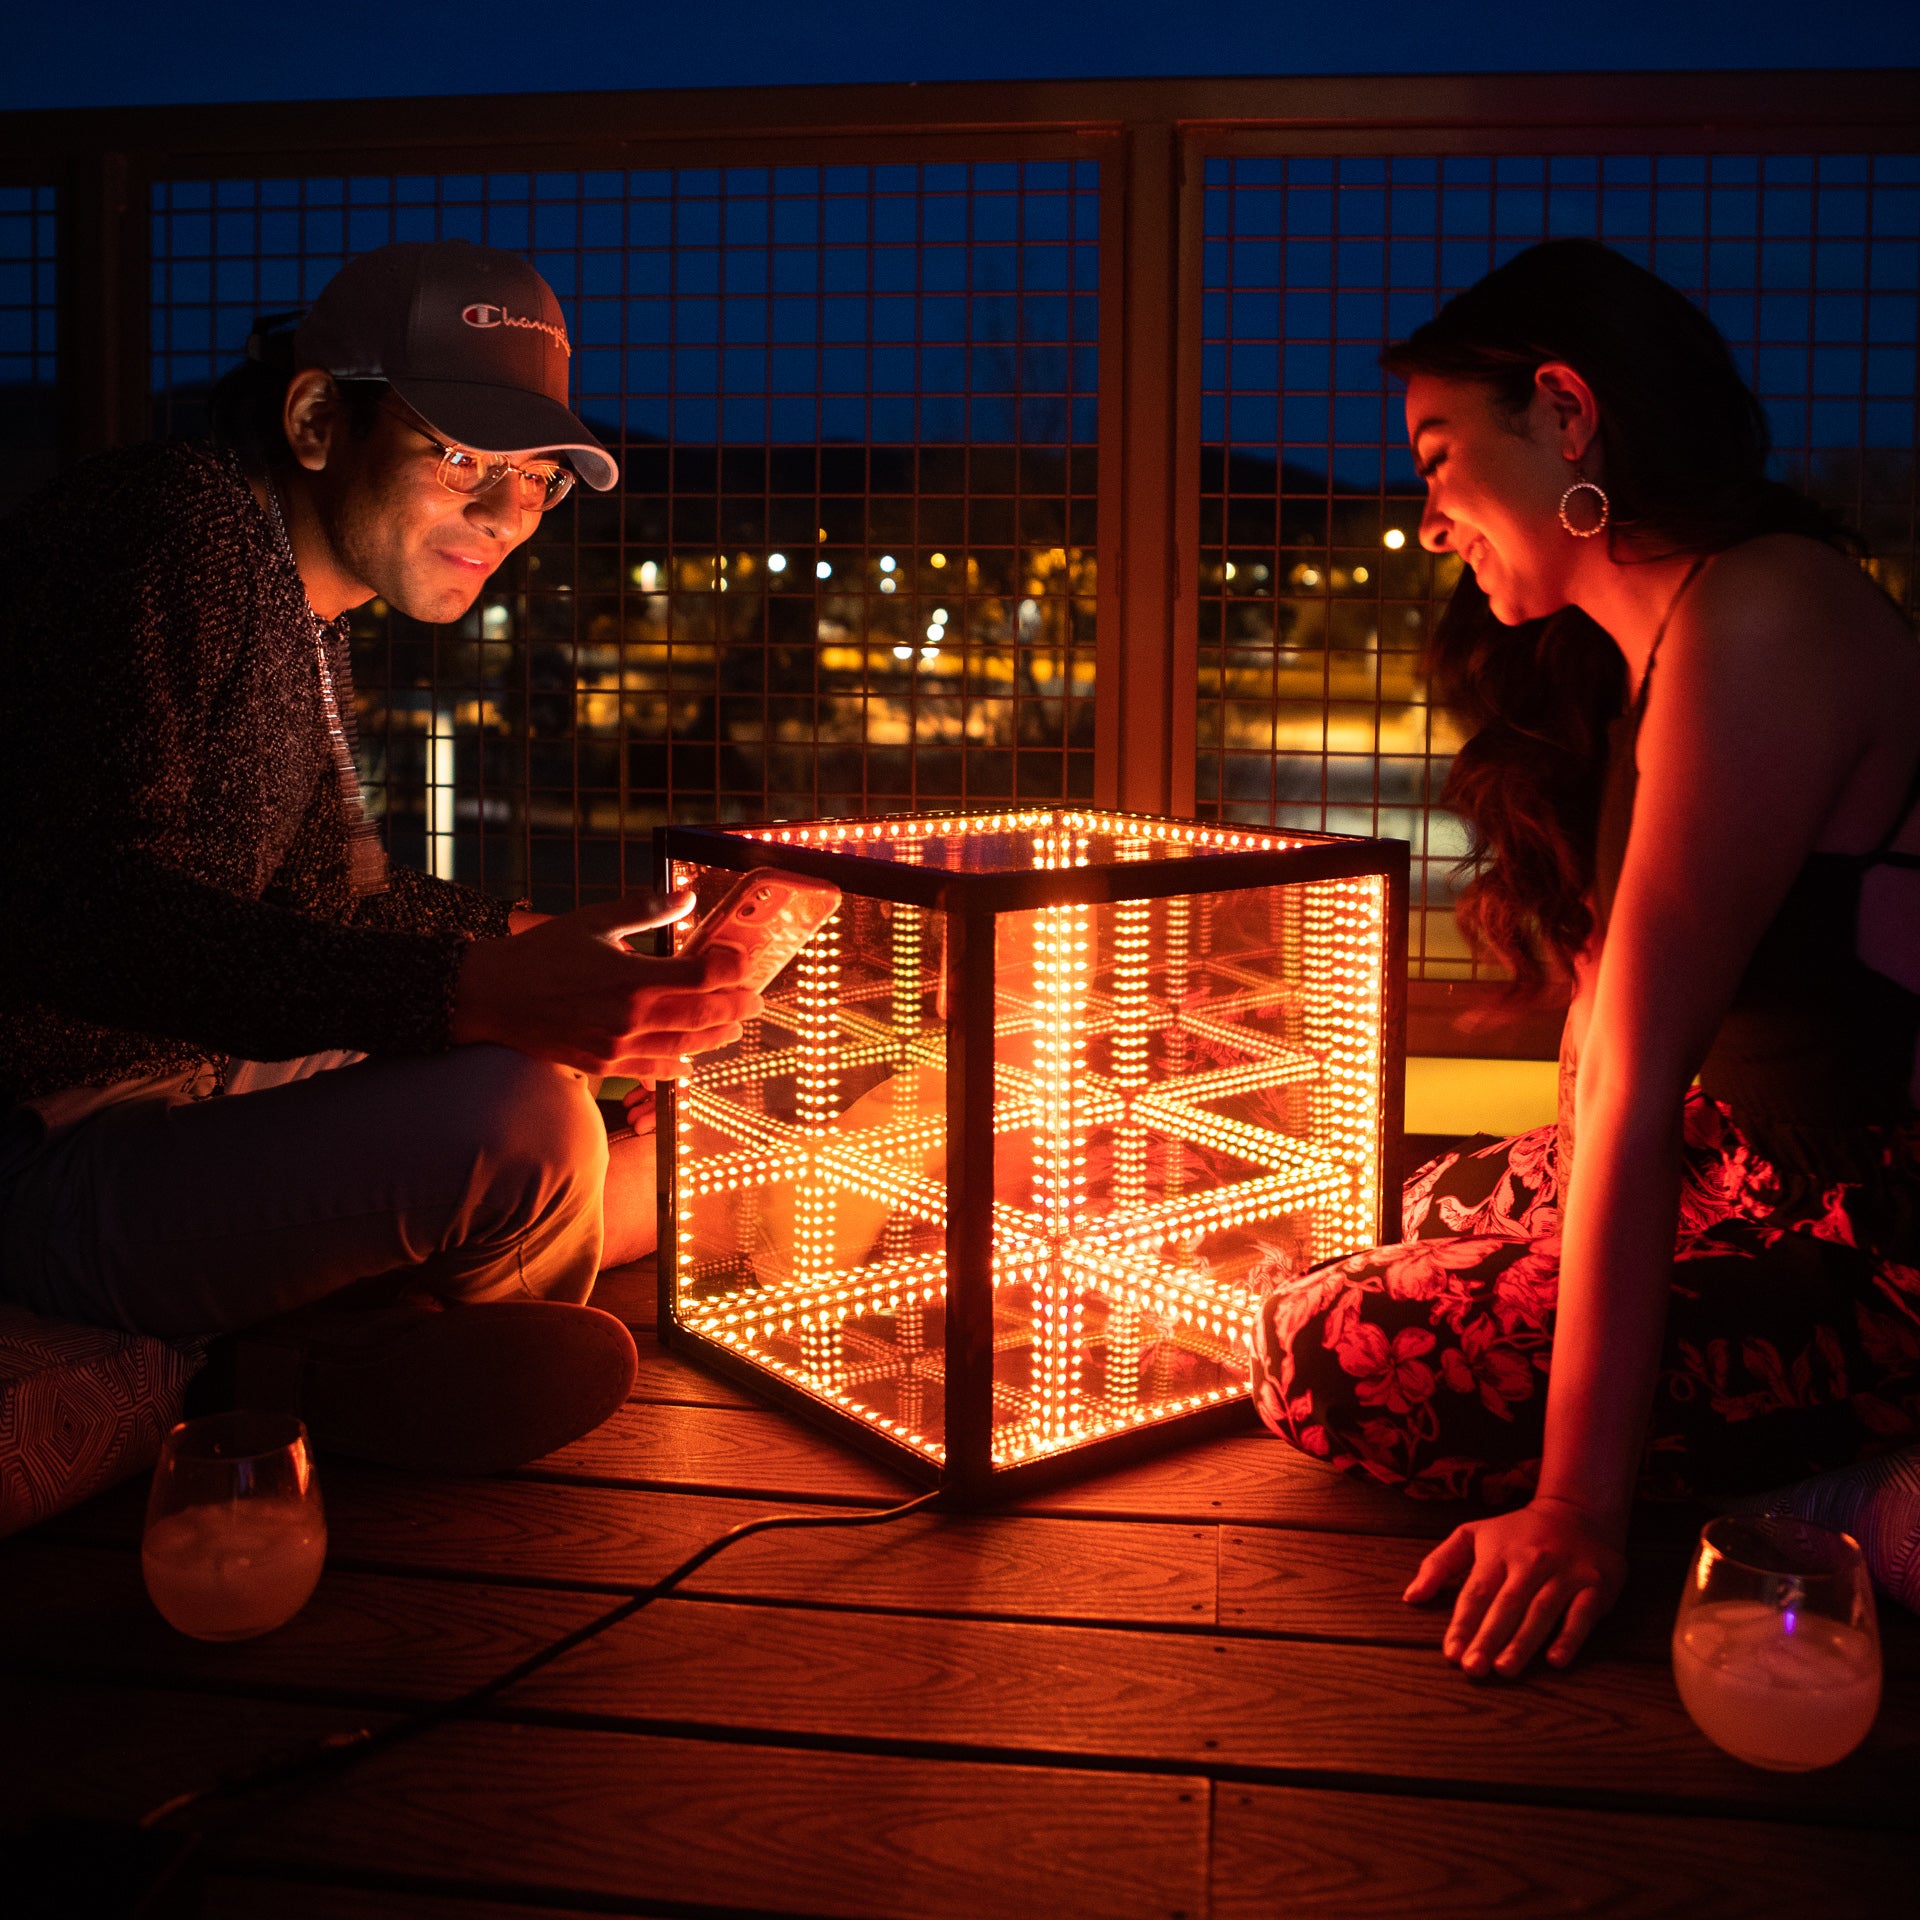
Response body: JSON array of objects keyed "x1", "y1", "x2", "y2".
[
  {"x1": 142, "y1": 1483, "x2": 946, "y2": 1831},
  {"x1": 18, "y1": 1485, "x2": 945, "y2": 1919}
]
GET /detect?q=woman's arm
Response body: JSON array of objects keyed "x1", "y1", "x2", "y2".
[{"x1": 1408, "y1": 541, "x2": 1880, "y2": 1677}]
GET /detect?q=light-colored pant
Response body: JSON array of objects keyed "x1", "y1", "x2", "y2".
[{"x1": 0, "y1": 1046, "x2": 612, "y2": 1341}]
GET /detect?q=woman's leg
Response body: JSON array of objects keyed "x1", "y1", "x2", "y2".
[
  {"x1": 1651, "y1": 1221, "x2": 1920, "y2": 1607},
  {"x1": 1256, "y1": 1105, "x2": 1920, "y2": 1550},
  {"x1": 1252, "y1": 1222, "x2": 1560, "y2": 1505},
  {"x1": 1401, "y1": 1121, "x2": 1564, "y2": 1244},
  {"x1": 1744, "y1": 1448, "x2": 1920, "y2": 1609},
  {"x1": 1250, "y1": 1125, "x2": 1565, "y2": 1503}
]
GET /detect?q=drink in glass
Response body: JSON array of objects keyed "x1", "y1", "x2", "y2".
[
  {"x1": 1672, "y1": 1514, "x2": 1880, "y2": 1771},
  {"x1": 142, "y1": 1410, "x2": 327, "y2": 1641}
]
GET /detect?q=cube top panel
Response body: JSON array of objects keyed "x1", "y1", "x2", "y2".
[{"x1": 716, "y1": 809, "x2": 1319, "y2": 875}]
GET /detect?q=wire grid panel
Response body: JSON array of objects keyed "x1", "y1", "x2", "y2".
[
  {"x1": 0, "y1": 183, "x2": 58, "y2": 513},
  {"x1": 147, "y1": 164, "x2": 1100, "y2": 909},
  {"x1": 1197, "y1": 152, "x2": 1920, "y2": 980}
]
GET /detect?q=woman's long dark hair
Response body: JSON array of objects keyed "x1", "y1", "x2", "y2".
[{"x1": 1382, "y1": 239, "x2": 1854, "y2": 992}]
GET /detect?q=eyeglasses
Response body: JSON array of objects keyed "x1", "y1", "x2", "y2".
[{"x1": 383, "y1": 399, "x2": 576, "y2": 514}]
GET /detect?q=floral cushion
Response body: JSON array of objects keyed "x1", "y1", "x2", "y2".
[{"x1": 0, "y1": 1306, "x2": 203, "y2": 1537}]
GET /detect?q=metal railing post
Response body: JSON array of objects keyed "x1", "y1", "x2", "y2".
[
  {"x1": 56, "y1": 148, "x2": 148, "y2": 462},
  {"x1": 1096, "y1": 120, "x2": 1198, "y2": 817}
]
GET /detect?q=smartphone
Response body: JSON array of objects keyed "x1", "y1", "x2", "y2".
[{"x1": 677, "y1": 868, "x2": 843, "y2": 993}]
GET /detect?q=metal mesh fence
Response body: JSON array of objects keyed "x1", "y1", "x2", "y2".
[
  {"x1": 149, "y1": 162, "x2": 1100, "y2": 908},
  {"x1": 0, "y1": 183, "x2": 58, "y2": 514},
  {"x1": 1197, "y1": 152, "x2": 1920, "y2": 978}
]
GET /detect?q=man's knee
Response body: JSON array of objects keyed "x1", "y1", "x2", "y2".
[{"x1": 446, "y1": 1047, "x2": 608, "y2": 1219}]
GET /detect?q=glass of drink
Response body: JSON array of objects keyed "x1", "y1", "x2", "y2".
[
  {"x1": 1672, "y1": 1513, "x2": 1881, "y2": 1771},
  {"x1": 142, "y1": 1410, "x2": 327, "y2": 1642}
]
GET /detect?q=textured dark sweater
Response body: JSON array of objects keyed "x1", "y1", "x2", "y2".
[{"x1": 0, "y1": 439, "x2": 513, "y2": 1104}]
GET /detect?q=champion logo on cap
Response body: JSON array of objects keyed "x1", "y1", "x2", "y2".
[{"x1": 461, "y1": 301, "x2": 571, "y2": 357}]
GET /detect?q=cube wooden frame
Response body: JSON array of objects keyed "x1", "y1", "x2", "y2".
[{"x1": 656, "y1": 809, "x2": 1407, "y2": 1503}]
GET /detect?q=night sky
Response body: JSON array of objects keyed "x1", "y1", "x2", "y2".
[{"x1": 8, "y1": 0, "x2": 1919, "y2": 110}]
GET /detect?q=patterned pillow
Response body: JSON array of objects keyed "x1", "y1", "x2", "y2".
[{"x1": 0, "y1": 1306, "x2": 204, "y2": 1537}]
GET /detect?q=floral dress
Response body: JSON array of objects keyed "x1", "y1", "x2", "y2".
[{"x1": 1250, "y1": 1091, "x2": 1920, "y2": 1504}]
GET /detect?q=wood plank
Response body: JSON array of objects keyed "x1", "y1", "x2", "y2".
[
  {"x1": 314, "y1": 1479, "x2": 1219, "y2": 1625},
  {"x1": 1217, "y1": 1528, "x2": 1920, "y2": 1676},
  {"x1": 1219, "y1": 1528, "x2": 1686, "y2": 1663},
  {"x1": 588, "y1": 1256, "x2": 655, "y2": 1330},
  {"x1": 322, "y1": 1474, "x2": 816, "y2": 1589},
  {"x1": 0, "y1": 1679, "x2": 1210, "y2": 1920},
  {"x1": 1210, "y1": 1781, "x2": 1916, "y2": 1919},
  {"x1": 682, "y1": 1512, "x2": 1217, "y2": 1626},
  {"x1": 628, "y1": 1333, "x2": 756, "y2": 1408},
  {"x1": 1016, "y1": 1431, "x2": 1461, "y2": 1537},
  {"x1": 202, "y1": 1886, "x2": 607, "y2": 1920},
  {"x1": 1018, "y1": 1431, "x2": 1707, "y2": 1547},
  {"x1": 507, "y1": 1597, "x2": 1920, "y2": 1829},
  {"x1": 521, "y1": 1398, "x2": 915, "y2": 1501},
  {"x1": 1216, "y1": 1526, "x2": 1443, "y2": 1644},
  {"x1": 0, "y1": 1676, "x2": 389, "y2": 1831},
  {"x1": 46, "y1": 1469, "x2": 815, "y2": 1585},
  {"x1": 44, "y1": 1472, "x2": 1219, "y2": 1624},
  {"x1": 0, "y1": 1541, "x2": 606, "y2": 1702},
  {"x1": 241, "y1": 1729, "x2": 1211, "y2": 1920}
]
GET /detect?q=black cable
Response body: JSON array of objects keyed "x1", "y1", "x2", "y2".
[{"x1": 134, "y1": 1484, "x2": 946, "y2": 1834}]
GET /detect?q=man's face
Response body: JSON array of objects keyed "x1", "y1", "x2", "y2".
[{"x1": 305, "y1": 393, "x2": 543, "y2": 625}]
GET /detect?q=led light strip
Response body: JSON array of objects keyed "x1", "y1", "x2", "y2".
[{"x1": 670, "y1": 834, "x2": 1387, "y2": 1474}]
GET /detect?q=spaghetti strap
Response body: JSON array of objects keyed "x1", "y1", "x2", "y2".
[{"x1": 1630, "y1": 554, "x2": 1712, "y2": 715}]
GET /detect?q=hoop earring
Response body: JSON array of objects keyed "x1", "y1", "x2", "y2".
[{"x1": 1559, "y1": 478, "x2": 1610, "y2": 538}]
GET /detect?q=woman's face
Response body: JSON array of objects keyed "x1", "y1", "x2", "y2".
[{"x1": 1403, "y1": 371, "x2": 1584, "y2": 625}]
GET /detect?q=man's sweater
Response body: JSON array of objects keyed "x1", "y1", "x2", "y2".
[{"x1": 0, "y1": 439, "x2": 513, "y2": 1104}]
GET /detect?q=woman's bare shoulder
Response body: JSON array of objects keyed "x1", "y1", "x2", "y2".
[
  {"x1": 1650, "y1": 534, "x2": 1918, "y2": 855},
  {"x1": 1675, "y1": 534, "x2": 1914, "y2": 687},
  {"x1": 1694, "y1": 533, "x2": 1905, "y2": 628}
]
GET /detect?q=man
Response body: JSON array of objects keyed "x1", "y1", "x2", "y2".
[{"x1": 0, "y1": 240, "x2": 756, "y2": 1472}]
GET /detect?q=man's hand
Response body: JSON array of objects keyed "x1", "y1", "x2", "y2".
[
  {"x1": 1403, "y1": 1497, "x2": 1628, "y2": 1680},
  {"x1": 451, "y1": 890, "x2": 760, "y2": 1081}
]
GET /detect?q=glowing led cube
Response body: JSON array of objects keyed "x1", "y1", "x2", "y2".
[{"x1": 657, "y1": 810, "x2": 1406, "y2": 1500}]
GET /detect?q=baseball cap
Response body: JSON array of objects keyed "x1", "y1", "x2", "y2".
[{"x1": 295, "y1": 240, "x2": 617, "y2": 491}]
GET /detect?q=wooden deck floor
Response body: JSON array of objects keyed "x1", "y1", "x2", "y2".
[{"x1": 4, "y1": 1257, "x2": 1917, "y2": 1919}]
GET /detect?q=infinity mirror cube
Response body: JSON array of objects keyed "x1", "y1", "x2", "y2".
[{"x1": 657, "y1": 810, "x2": 1406, "y2": 1500}]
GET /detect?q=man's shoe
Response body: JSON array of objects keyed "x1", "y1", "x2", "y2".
[{"x1": 237, "y1": 1299, "x2": 637, "y2": 1476}]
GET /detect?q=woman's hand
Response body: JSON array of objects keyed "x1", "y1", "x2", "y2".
[
  {"x1": 451, "y1": 890, "x2": 761, "y2": 1081},
  {"x1": 1404, "y1": 1497, "x2": 1628, "y2": 1680}
]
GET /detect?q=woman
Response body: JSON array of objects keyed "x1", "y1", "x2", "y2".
[{"x1": 1251, "y1": 239, "x2": 1920, "y2": 1680}]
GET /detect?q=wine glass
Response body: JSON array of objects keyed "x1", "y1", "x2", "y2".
[
  {"x1": 141, "y1": 1411, "x2": 327, "y2": 1642},
  {"x1": 1672, "y1": 1513, "x2": 1881, "y2": 1771}
]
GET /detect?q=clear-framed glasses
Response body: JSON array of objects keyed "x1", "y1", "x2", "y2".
[{"x1": 384, "y1": 398, "x2": 576, "y2": 513}]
